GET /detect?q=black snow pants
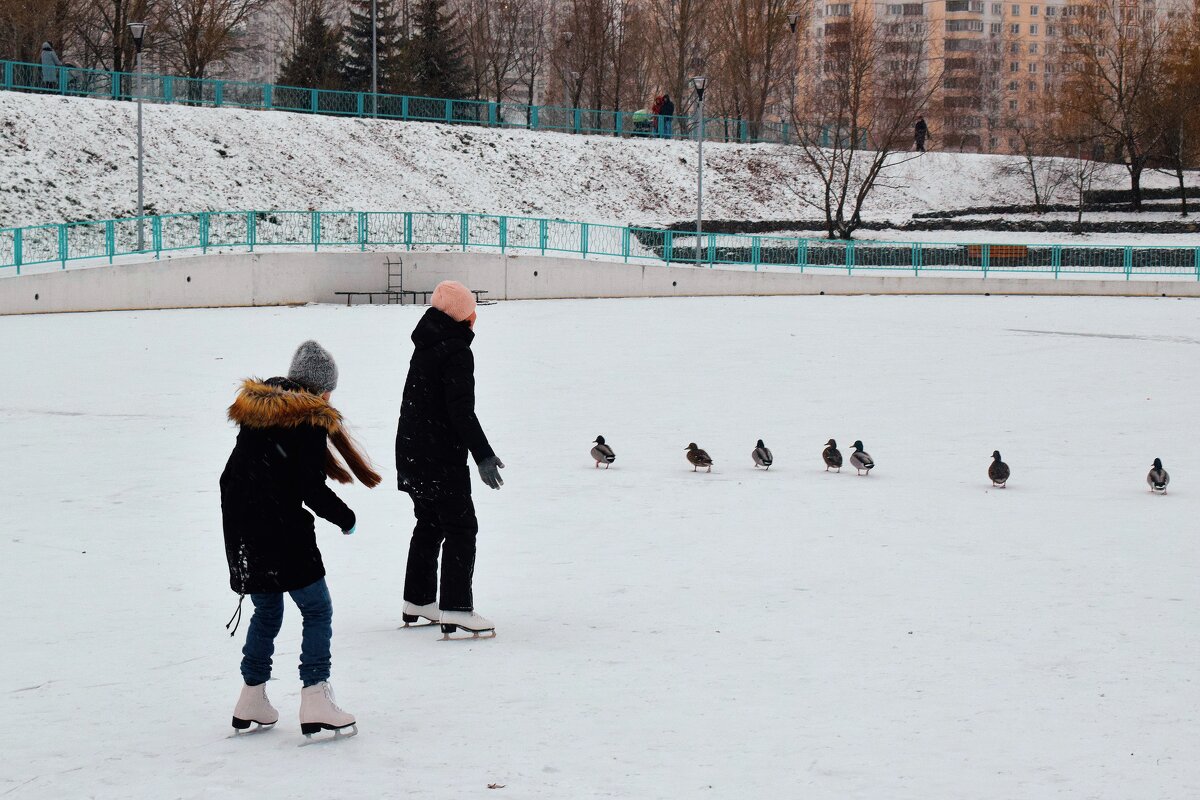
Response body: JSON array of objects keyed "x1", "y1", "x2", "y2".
[{"x1": 402, "y1": 492, "x2": 479, "y2": 612}]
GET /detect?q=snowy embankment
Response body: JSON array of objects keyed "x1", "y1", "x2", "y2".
[
  {"x1": 2, "y1": 296, "x2": 1197, "y2": 798},
  {"x1": 0, "y1": 90, "x2": 1179, "y2": 232}
]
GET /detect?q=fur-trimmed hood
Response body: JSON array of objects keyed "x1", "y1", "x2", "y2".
[
  {"x1": 228, "y1": 378, "x2": 381, "y2": 488},
  {"x1": 229, "y1": 378, "x2": 343, "y2": 432}
]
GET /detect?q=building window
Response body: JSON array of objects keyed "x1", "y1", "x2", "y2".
[
  {"x1": 827, "y1": 3, "x2": 851, "y2": 15},
  {"x1": 1011, "y1": 23, "x2": 1020, "y2": 33},
  {"x1": 992, "y1": 2, "x2": 1003, "y2": 12},
  {"x1": 1029, "y1": 42, "x2": 1038, "y2": 52},
  {"x1": 1045, "y1": 5, "x2": 1057, "y2": 15},
  {"x1": 1009, "y1": 100, "x2": 1018, "y2": 111},
  {"x1": 888, "y1": 4, "x2": 902, "y2": 13},
  {"x1": 1028, "y1": 80, "x2": 1038, "y2": 90},
  {"x1": 903, "y1": 3, "x2": 924, "y2": 14},
  {"x1": 1008, "y1": 79, "x2": 1019, "y2": 90},
  {"x1": 1010, "y1": 42, "x2": 1019, "y2": 52},
  {"x1": 1030, "y1": 4, "x2": 1039, "y2": 13},
  {"x1": 991, "y1": 21, "x2": 1002, "y2": 32},
  {"x1": 1011, "y1": 3, "x2": 1020, "y2": 13},
  {"x1": 1046, "y1": 24, "x2": 1056, "y2": 34},
  {"x1": 1030, "y1": 23, "x2": 1038, "y2": 33},
  {"x1": 1010, "y1": 61, "x2": 1019, "y2": 71},
  {"x1": 1029, "y1": 61, "x2": 1038, "y2": 72}
]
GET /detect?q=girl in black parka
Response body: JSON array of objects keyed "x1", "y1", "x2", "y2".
[
  {"x1": 396, "y1": 281, "x2": 504, "y2": 637},
  {"x1": 221, "y1": 341, "x2": 380, "y2": 737}
]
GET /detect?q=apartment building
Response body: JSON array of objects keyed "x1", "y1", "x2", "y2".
[{"x1": 804, "y1": 0, "x2": 1183, "y2": 154}]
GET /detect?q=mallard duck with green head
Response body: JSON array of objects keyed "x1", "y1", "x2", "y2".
[
  {"x1": 591, "y1": 435, "x2": 616, "y2": 468},
  {"x1": 1147, "y1": 458, "x2": 1169, "y2": 494},
  {"x1": 849, "y1": 440, "x2": 874, "y2": 476},
  {"x1": 752, "y1": 439, "x2": 773, "y2": 469}
]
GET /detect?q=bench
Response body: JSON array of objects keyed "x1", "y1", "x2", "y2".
[
  {"x1": 966, "y1": 244, "x2": 1029, "y2": 261},
  {"x1": 334, "y1": 289, "x2": 490, "y2": 307}
]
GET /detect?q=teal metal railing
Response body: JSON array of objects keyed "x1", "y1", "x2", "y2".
[
  {"x1": 2, "y1": 210, "x2": 1198, "y2": 280},
  {"x1": 1, "y1": 57, "x2": 799, "y2": 145}
]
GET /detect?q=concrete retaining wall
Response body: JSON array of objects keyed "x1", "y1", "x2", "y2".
[{"x1": 3, "y1": 250, "x2": 1199, "y2": 315}]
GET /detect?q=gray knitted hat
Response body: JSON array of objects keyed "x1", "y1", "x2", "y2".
[{"x1": 287, "y1": 340, "x2": 338, "y2": 394}]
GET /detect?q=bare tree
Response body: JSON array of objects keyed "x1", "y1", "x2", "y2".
[
  {"x1": 787, "y1": 5, "x2": 940, "y2": 239},
  {"x1": 645, "y1": 0, "x2": 710, "y2": 123},
  {"x1": 998, "y1": 115, "x2": 1072, "y2": 209},
  {"x1": 458, "y1": 0, "x2": 526, "y2": 103},
  {"x1": 74, "y1": 0, "x2": 160, "y2": 73},
  {"x1": 606, "y1": 0, "x2": 651, "y2": 114},
  {"x1": 712, "y1": 0, "x2": 793, "y2": 139},
  {"x1": 1151, "y1": 10, "x2": 1200, "y2": 216},
  {"x1": 158, "y1": 0, "x2": 272, "y2": 88},
  {"x1": 1056, "y1": 0, "x2": 1169, "y2": 209},
  {"x1": 0, "y1": 0, "x2": 78, "y2": 63},
  {"x1": 1064, "y1": 142, "x2": 1109, "y2": 233},
  {"x1": 514, "y1": 0, "x2": 549, "y2": 120}
]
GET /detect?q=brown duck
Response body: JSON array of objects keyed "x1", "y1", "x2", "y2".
[
  {"x1": 686, "y1": 443, "x2": 714, "y2": 472},
  {"x1": 988, "y1": 450, "x2": 1010, "y2": 487},
  {"x1": 822, "y1": 439, "x2": 843, "y2": 472}
]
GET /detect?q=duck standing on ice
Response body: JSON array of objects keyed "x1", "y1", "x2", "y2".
[
  {"x1": 686, "y1": 443, "x2": 714, "y2": 472},
  {"x1": 591, "y1": 436, "x2": 616, "y2": 468},
  {"x1": 849, "y1": 441, "x2": 874, "y2": 476}
]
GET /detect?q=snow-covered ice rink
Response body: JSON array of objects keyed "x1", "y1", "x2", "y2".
[{"x1": 2, "y1": 296, "x2": 1197, "y2": 799}]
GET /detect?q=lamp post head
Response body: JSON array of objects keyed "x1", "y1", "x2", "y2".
[
  {"x1": 690, "y1": 75, "x2": 707, "y2": 101},
  {"x1": 788, "y1": 12, "x2": 800, "y2": 32},
  {"x1": 128, "y1": 22, "x2": 147, "y2": 52}
]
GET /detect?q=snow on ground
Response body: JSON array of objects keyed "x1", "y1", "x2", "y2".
[
  {"x1": 0, "y1": 91, "x2": 1189, "y2": 232},
  {"x1": 2, "y1": 296, "x2": 1198, "y2": 799}
]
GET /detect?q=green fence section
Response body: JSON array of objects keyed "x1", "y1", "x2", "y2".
[
  {"x1": 1, "y1": 210, "x2": 1198, "y2": 280},
  {"x1": 2, "y1": 57, "x2": 798, "y2": 145}
]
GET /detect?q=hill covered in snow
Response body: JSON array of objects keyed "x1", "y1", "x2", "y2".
[{"x1": 1, "y1": 91, "x2": 1181, "y2": 232}]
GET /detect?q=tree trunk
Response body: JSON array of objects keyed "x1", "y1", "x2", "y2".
[
  {"x1": 1129, "y1": 162, "x2": 1143, "y2": 211},
  {"x1": 1178, "y1": 165, "x2": 1188, "y2": 217}
]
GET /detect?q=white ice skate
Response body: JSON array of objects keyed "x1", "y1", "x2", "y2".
[
  {"x1": 231, "y1": 682, "x2": 279, "y2": 735},
  {"x1": 298, "y1": 681, "x2": 357, "y2": 743},
  {"x1": 439, "y1": 610, "x2": 496, "y2": 640},
  {"x1": 401, "y1": 600, "x2": 440, "y2": 627}
]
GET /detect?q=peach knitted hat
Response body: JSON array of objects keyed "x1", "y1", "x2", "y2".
[{"x1": 430, "y1": 280, "x2": 477, "y2": 322}]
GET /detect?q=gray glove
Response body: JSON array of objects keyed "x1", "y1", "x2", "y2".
[{"x1": 477, "y1": 456, "x2": 505, "y2": 489}]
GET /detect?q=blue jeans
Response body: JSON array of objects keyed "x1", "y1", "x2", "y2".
[
  {"x1": 240, "y1": 577, "x2": 332, "y2": 687},
  {"x1": 662, "y1": 118, "x2": 673, "y2": 138}
]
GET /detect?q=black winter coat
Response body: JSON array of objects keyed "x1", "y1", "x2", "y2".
[
  {"x1": 661, "y1": 97, "x2": 675, "y2": 117},
  {"x1": 221, "y1": 378, "x2": 356, "y2": 594},
  {"x1": 396, "y1": 308, "x2": 495, "y2": 497}
]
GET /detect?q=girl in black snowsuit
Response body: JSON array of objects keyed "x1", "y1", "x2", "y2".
[{"x1": 395, "y1": 281, "x2": 504, "y2": 636}]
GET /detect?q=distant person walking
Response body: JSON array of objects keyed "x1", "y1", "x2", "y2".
[
  {"x1": 396, "y1": 281, "x2": 504, "y2": 638},
  {"x1": 650, "y1": 94, "x2": 665, "y2": 137},
  {"x1": 660, "y1": 93, "x2": 675, "y2": 138},
  {"x1": 915, "y1": 116, "x2": 928, "y2": 152},
  {"x1": 40, "y1": 42, "x2": 63, "y2": 91}
]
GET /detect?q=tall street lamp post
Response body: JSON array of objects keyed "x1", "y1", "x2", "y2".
[
  {"x1": 691, "y1": 75, "x2": 707, "y2": 265},
  {"x1": 128, "y1": 22, "x2": 148, "y2": 251},
  {"x1": 371, "y1": 0, "x2": 378, "y2": 116},
  {"x1": 561, "y1": 31, "x2": 575, "y2": 131},
  {"x1": 787, "y1": 12, "x2": 800, "y2": 131}
]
